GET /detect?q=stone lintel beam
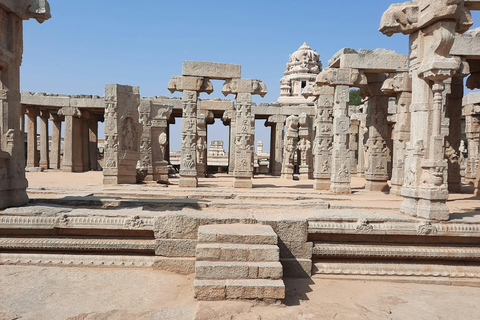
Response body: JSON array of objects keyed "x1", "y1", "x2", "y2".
[
  {"x1": 182, "y1": 61, "x2": 241, "y2": 80},
  {"x1": 0, "y1": 0, "x2": 51, "y2": 23},
  {"x1": 168, "y1": 76, "x2": 213, "y2": 94},
  {"x1": 252, "y1": 105, "x2": 315, "y2": 118},
  {"x1": 465, "y1": 0, "x2": 480, "y2": 10},
  {"x1": 222, "y1": 79, "x2": 267, "y2": 98},
  {"x1": 302, "y1": 83, "x2": 334, "y2": 101},
  {"x1": 328, "y1": 48, "x2": 408, "y2": 73},
  {"x1": 21, "y1": 92, "x2": 105, "y2": 109},
  {"x1": 316, "y1": 68, "x2": 367, "y2": 87},
  {"x1": 199, "y1": 99, "x2": 234, "y2": 112},
  {"x1": 451, "y1": 28, "x2": 480, "y2": 58},
  {"x1": 379, "y1": 0, "x2": 473, "y2": 37}
]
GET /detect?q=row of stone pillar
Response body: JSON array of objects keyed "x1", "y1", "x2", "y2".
[{"x1": 23, "y1": 106, "x2": 100, "y2": 172}]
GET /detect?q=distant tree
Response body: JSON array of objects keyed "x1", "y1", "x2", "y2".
[{"x1": 349, "y1": 89, "x2": 362, "y2": 106}]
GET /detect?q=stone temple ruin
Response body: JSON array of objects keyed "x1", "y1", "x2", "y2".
[{"x1": 4, "y1": 0, "x2": 480, "y2": 303}]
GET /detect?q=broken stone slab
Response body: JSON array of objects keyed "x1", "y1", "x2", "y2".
[{"x1": 182, "y1": 61, "x2": 241, "y2": 80}]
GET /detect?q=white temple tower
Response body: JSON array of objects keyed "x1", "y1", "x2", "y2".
[{"x1": 277, "y1": 42, "x2": 322, "y2": 105}]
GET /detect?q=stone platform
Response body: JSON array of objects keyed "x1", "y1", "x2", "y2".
[{"x1": 1, "y1": 171, "x2": 480, "y2": 285}]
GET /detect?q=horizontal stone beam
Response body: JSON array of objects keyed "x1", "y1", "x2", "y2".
[
  {"x1": 328, "y1": 48, "x2": 408, "y2": 73},
  {"x1": 199, "y1": 100, "x2": 234, "y2": 111},
  {"x1": 451, "y1": 29, "x2": 480, "y2": 58},
  {"x1": 463, "y1": 91, "x2": 480, "y2": 106},
  {"x1": 465, "y1": 0, "x2": 480, "y2": 10},
  {"x1": 182, "y1": 61, "x2": 241, "y2": 80},
  {"x1": 253, "y1": 105, "x2": 315, "y2": 118},
  {"x1": 21, "y1": 92, "x2": 105, "y2": 109}
]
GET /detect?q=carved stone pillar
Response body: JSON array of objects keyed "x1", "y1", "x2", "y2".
[
  {"x1": 222, "y1": 110, "x2": 236, "y2": 174},
  {"x1": 317, "y1": 68, "x2": 367, "y2": 194},
  {"x1": 49, "y1": 113, "x2": 62, "y2": 169},
  {"x1": 81, "y1": 111, "x2": 90, "y2": 172},
  {"x1": 303, "y1": 84, "x2": 334, "y2": 190},
  {"x1": 151, "y1": 105, "x2": 172, "y2": 183},
  {"x1": 25, "y1": 107, "x2": 39, "y2": 168},
  {"x1": 58, "y1": 106, "x2": 83, "y2": 172},
  {"x1": 349, "y1": 119, "x2": 359, "y2": 175},
  {"x1": 168, "y1": 75, "x2": 213, "y2": 188},
  {"x1": 281, "y1": 115, "x2": 299, "y2": 179},
  {"x1": 196, "y1": 114, "x2": 207, "y2": 178},
  {"x1": 0, "y1": 0, "x2": 50, "y2": 209},
  {"x1": 381, "y1": 72, "x2": 412, "y2": 196},
  {"x1": 138, "y1": 99, "x2": 153, "y2": 180},
  {"x1": 265, "y1": 115, "x2": 286, "y2": 177},
  {"x1": 464, "y1": 108, "x2": 480, "y2": 183},
  {"x1": 222, "y1": 78, "x2": 267, "y2": 188},
  {"x1": 103, "y1": 84, "x2": 141, "y2": 184},
  {"x1": 364, "y1": 73, "x2": 390, "y2": 192},
  {"x1": 356, "y1": 105, "x2": 368, "y2": 177},
  {"x1": 298, "y1": 112, "x2": 313, "y2": 180},
  {"x1": 38, "y1": 110, "x2": 49, "y2": 169},
  {"x1": 89, "y1": 114, "x2": 100, "y2": 171},
  {"x1": 380, "y1": 0, "x2": 472, "y2": 220},
  {"x1": 445, "y1": 76, "x2": 464, "y2": 193}
]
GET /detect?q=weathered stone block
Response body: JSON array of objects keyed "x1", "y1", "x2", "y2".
[
  {"x1": 194, "y1": 279, "x2": 226, "y2": 300},
  {"x1": 225, "y1": 279, "x2": 285, "y2": 300},
  {"x1": 155, "y1": 239, "x2": 197, "y2": 257},
  {"x1": 182, "y1": 61, "x2": 241, "y2": 80},
  {"x1": 281, "y1": 258, "x2": 312, "y2": 278},
  {"x1": 195, "y1": 261, "x2": 282, "y2": 280},
  {"x1": 152, "y1": 257, "x2": 195, "y2": 275},
  {"x1": 196, "y1": 243, "x2": 279, "y2": 262},
  {"x1": 154, "y1": 215, "x2": 200, "y2": 239}
]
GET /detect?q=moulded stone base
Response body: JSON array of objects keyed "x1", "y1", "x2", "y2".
[
  {"x1": 153, "y1": 173, "x2": 169, "y2": 184},
  {"x1": 39, "y1": 160, "x2": 48, "y2": 169},
  {"x1": 365, "y1": 180, "x2": 390, "y2": 193},
  {"x1": 390, "y1": 185, "x2": 402, "y2": 196},
  {"x1": 400, "y1": 195, "x2": 450, "y2": 221},
  {"x1": 179, "y1": 176, "x2": 198, "y2": 188},
  {"x1": 233, "y1": 177, "x2": 252, "y2": 188},
  {"x1": 330, "y1": 182, "x2": 351, "y2": 194},
  {"x1": 103, "y1": 175, "x2": 137, "y2": 185},
  {"x1": 313, "y1": 179, "x2": 330, "y2": 190},
  {"x1": 62, "y1": 164, "x2": 84, "y2": 172},
  {"x1": 0, "y1": 187, "x2": 29, "y2": 210}
]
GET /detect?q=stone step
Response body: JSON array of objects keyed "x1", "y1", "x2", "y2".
[
  {"x1": 196, "y1": 243, "x2": 279, "y2": 262},
  {"x1": 198, "y1": 224, "x2": 277, "y2": 245},
  {"x1": 195, "y1": 261, "x2": 283, "y2": 280},
  {"x1": 194, "y1": 279, "x2": 285, "y2": 301}
]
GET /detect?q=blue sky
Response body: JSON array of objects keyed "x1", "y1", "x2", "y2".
[{"x1": 20, "y1": 1, "x2": 480, "y2": 151}]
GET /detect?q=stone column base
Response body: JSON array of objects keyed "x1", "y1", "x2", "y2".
[
  {"x1": 179, "y1": 176, "x2": 198, "y2": 188},
  {"x1": 365, "y1": 180, "x2": 390, "y2": 192},
  {"x1": 330, "y1": 182, "x2": 351, "y2": 194},
  {"x1": 0, "y1": 179, "x2": 28, "y2": 209},
  {"x1": 313, "y1": 179, "x2": 330, "y2": 190},
  {"x1": 233, "y1": 177, "x2": 252, "y2": 188},
  {"x1": 400, "y1": 187, "x2": 449, "y2": 220},
  {"x1": 390, "y1": 185, "x2": 402, "y2": 196},
  {"x1": 103, "y1": 175, "x2": 137, "y2": 185}
]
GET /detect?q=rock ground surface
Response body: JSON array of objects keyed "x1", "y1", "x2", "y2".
[{"x1": 1, "y1": 265, "x2": 480, "y2": 320}]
